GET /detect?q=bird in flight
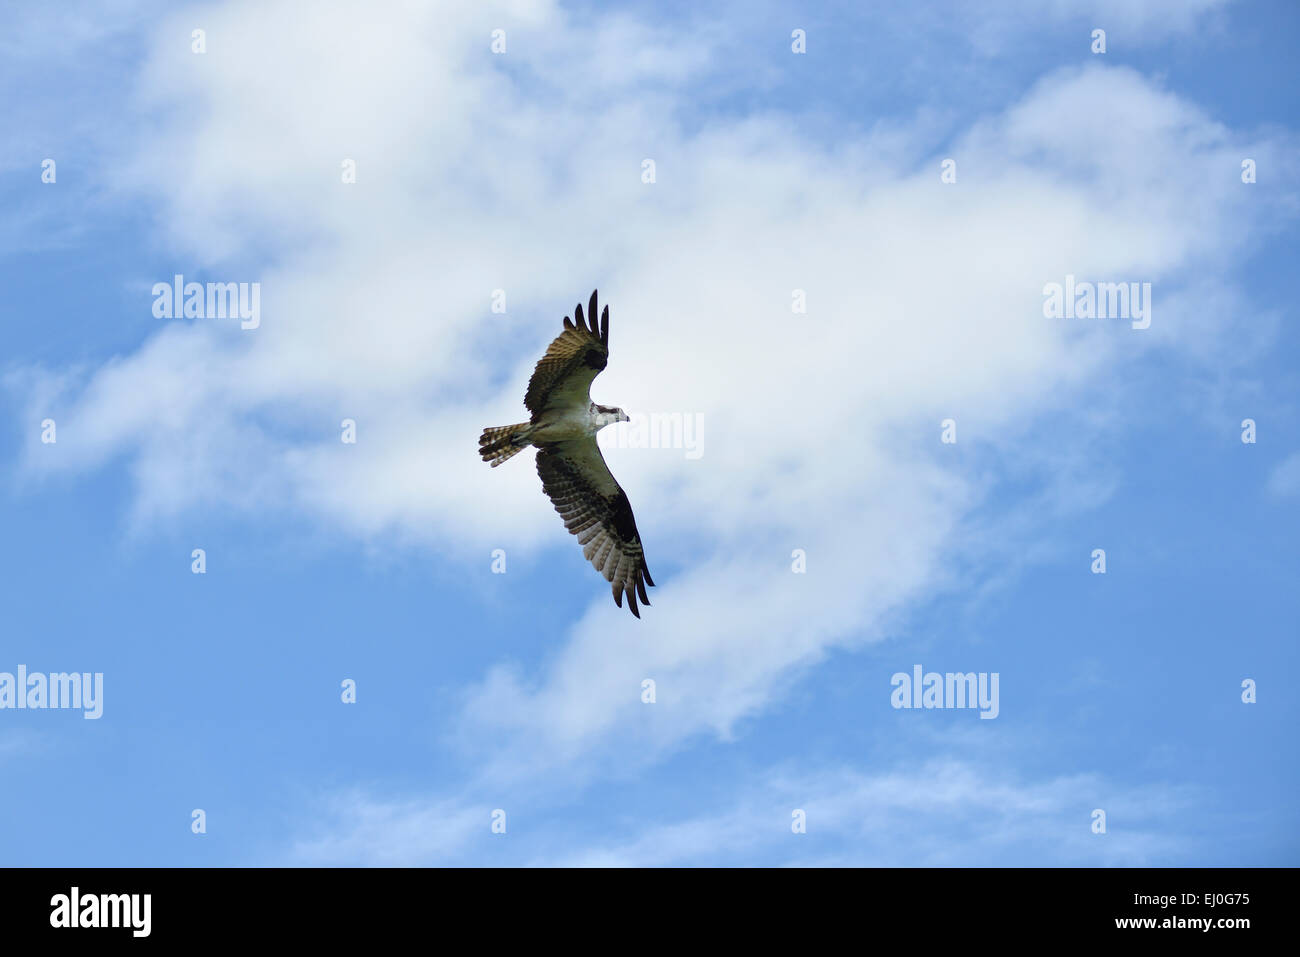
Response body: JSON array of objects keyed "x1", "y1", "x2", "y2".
[{"x1": 479, "y1": 290, "x2": 655, "y2": 617}]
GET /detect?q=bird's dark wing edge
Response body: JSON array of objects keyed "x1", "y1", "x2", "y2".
[
  {"x1": 523, "y1": 290, "x2": 610, "y2": 418},
  {"x1": 535, "y1": 436, "x2": 654, "y2": 618}
]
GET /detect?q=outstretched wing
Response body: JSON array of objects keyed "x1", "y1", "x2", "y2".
[
  {"x1": 536, "y1": 437, "x2": 655, "y2": 618},
  {"x1": 524, "y1": 290, "x2": 610, "y2": 419}
]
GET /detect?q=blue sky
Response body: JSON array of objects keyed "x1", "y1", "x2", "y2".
[{"x1": 1, "y1": 0, "x2": 1297, "y2": 866}]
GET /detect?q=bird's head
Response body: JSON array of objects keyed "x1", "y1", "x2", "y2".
[{"x1": 592, "y1": 403, "x2": 629, "y2": 429}]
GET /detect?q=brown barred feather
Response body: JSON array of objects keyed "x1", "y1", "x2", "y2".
[
  {"x1": 535, "y1": 438, "x2": 654, "y2": 618},
  {"x1": 478, "y1": 423, "x2": 533, "y2": 467},
  {"x1": 523, "y1": 291, "x2": 609, "y2": 418}
]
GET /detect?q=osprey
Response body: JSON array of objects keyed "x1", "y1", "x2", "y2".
[{"x1": 479, "y1": 290, "x2": 655, "y2": 617}]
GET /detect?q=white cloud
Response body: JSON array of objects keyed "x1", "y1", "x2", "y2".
[
  {"x1": 557, "y1": 758, "x2": 1198, "y2": 866},
  {"x1": 1042, "y1": 0, "x2": 1233, "y2": 36},
  {"x1": 1267, "y1": 451, "x2": 1300, "y2": 498},
  {"x1": 0, "y1": 730, "x2": 42, "y2": 762},
  {"x1": 289, "y1": 790, "x2": 488, "y2": 866},
  {"x1": 287, "y1": 753, "x2": 1199, "y2": 866}
]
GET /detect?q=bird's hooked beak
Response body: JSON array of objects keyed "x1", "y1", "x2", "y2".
[{"x1": 618, "y1": 409, "x2": 630, "y2": 423}]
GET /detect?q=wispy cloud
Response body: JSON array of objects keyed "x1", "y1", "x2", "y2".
[
  {"x1": 286, "y1": 750, "x2": 1202, "y2": 866},
  {"x1": 289, "y1": 790, "x2": 488, "y2": 867},
  {"x1": 1266, "y1": 451, "x2": 1300, "y2": 498}
]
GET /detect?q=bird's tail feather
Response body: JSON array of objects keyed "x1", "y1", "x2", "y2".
[{"x1": 479, "y1": 422, "x2": 534, "y2": 467}]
